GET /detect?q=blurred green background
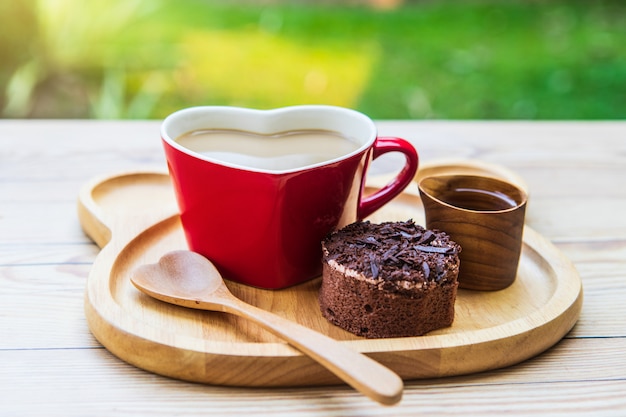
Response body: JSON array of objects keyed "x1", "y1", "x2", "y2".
[{"x1": 1, "y1": 0, "x2": 625, "y2": 120}]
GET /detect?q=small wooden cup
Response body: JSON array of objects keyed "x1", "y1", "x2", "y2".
[{"x1": 419, "y1": 174, "x2": 528, "y2": 291}]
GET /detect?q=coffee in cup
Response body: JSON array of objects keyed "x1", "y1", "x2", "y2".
[{"x1": 175, "y1": 128, "x2": 360, "y2": 171}]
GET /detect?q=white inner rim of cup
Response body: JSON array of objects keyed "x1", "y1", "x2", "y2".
[{"x1": 161, "y1": 105, "x2": 377, "y2": 174}]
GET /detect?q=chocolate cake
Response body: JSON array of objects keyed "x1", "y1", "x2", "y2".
[{"x1": 319, "y1": 220, "x2": 461, "y2": 338}]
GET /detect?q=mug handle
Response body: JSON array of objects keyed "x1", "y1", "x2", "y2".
[{"x1": 358, "y1": 137, "x2": 419, "y2": 220}]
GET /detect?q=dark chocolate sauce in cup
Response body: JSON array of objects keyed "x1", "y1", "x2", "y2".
[{"x1": 439, "y1": 187, "x2": 519, "y2": 211}]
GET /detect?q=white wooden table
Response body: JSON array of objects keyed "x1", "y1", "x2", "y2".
[{"x1": 1, "y1": 120, "x2": 625, "y2": 416}]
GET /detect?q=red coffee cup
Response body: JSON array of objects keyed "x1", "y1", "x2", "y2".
[{"x1": 161, "y1": 105, "x2": 418, "y2": 289}]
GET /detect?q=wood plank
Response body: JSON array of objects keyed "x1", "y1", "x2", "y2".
[
  {"x1": 0, "y1": 242, "x2": 98, "y2": 267},
  {"x1": 4, "y1": 379, "x2": 625, "y2": 416},
  {"x1": 0, "y1": 263, "x2": 97, "y2": 349},
  {"x1": 560, "y1": 240, "x2": 626, "y2": 338},
  {"x1": 3, "y1": 121, "x2": 626, "y2": 243},
  {"x1": 528, "y1": 198, "x2": 626, "y2": 241},
  {"x1": 0, "y1": 235, "x2": 623, "y2": 351},
  {"x1": 1, "y1": 338, "x2": 625, "y2": 416},
  {"x1": 3, "y1": 121, "x2": 625, "y2": 184},
  {"x1": 0, "y1": 202, "x2": 92, "y2": 244},
  {"x1": 2, "y1": 179, "x2": 626, "y2": 244}
]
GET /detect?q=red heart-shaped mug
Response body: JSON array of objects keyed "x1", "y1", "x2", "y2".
[{"x1": 161, "y1": 105, "x2": 418, "y2": 289}]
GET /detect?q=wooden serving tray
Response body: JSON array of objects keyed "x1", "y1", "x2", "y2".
[{"x1": 78, "y1": 160, "x2": 582, "y2": 387}]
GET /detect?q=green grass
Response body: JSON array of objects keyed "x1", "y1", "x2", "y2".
[{"x1": 1, "y1": 0, "x2": 625, "y2": 119}]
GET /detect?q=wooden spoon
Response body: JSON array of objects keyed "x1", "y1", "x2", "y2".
[{"x1": 131, "y1": 250, "x2": 403, "y2": 405}]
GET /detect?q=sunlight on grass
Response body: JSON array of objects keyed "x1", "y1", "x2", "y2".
[{"x1": 175, "y1": 29, "x2": 378, "y2": 109}]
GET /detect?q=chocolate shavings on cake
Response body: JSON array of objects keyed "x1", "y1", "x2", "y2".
[{"x1": 323, "y1": 220, "x2": 461, "y2": 286}]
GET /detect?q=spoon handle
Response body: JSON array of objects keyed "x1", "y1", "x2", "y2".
[{"x1": 219, "y1": 296, "x2": 403, "y2": 405}]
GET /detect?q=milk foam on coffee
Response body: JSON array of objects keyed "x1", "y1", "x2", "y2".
[{"x1": 176, "y1": 129, "x2": 361, "y2": 170}]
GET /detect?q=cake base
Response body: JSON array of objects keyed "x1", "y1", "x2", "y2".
[{"x1": 319, "y1": 262, "x2": 458, "y2": 338}]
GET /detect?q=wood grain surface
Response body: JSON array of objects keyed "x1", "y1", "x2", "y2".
[{"x1": 1, "y1": 120, "x2": 625, "y2": 416}]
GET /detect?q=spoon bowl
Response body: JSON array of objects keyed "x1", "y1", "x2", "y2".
[{"x1": 131, "y1": 250, "x2": 403, "y2": 405}]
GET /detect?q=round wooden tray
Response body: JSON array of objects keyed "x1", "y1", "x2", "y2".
[{"x1": 78, "y1": 160, "x2": 582, "y2": 387}]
